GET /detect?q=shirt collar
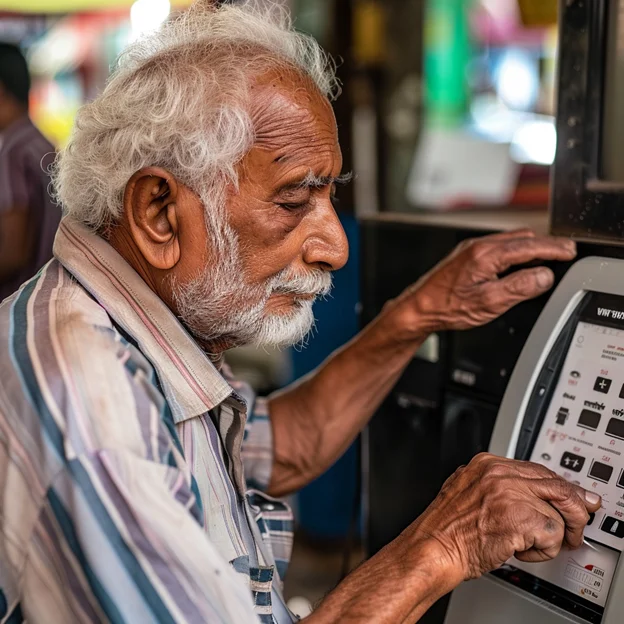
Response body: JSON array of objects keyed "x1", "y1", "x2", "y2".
[{"x1": 54, "y1": 218, "x2": 232, "y2": 423}]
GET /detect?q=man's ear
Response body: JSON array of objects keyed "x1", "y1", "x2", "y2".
[{"x1": 123, "y1": 166, "x2": 180, "y2": 270}]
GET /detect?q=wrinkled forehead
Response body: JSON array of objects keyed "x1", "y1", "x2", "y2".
[{"x1": 249, "y1": 68, "x2": 338, "y2": 158}]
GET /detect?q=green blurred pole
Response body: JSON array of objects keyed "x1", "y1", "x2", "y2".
[{"x1": 424, "y1": 0, "x2": 473, "y2": 128}]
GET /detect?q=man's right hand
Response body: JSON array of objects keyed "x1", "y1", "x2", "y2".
[
  {"x1": 307, "y1": 453, "x2": 601, "y2": 624},
  {"x1": 407, "y1": 453, "x2": 602, "y2": 582}
]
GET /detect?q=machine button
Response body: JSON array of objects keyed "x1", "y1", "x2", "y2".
[
  {"x1": 594, "y1": 376, "x2": 612, "y2": 394},
  {"x1": 578, "y1": 409, "x2": 601, "y2": 431},
  {"x1": 556, "y1": 407, "x2": 569, "y2": 425},
  {"x1": 588, "y1": 512, "x2": 596, "y2": 526},
  {"x1": 588, "y1": 460, "x2": 613, "y2": 484},
  {"x1": 620, "y1": 383, "x2": 624, "y2": 399},
  {"x1": 617, "y1": 469, "x2": 624, "y2": 489},
  {"x1": 606, "y1": 418, "x2": 624, "y2": 440},
  {"x1": 560, "y1": 452, "x2": 585, "y2": 472},
  {"x1": 601, "y1": 516, "x2": 624, "y2": 539}
]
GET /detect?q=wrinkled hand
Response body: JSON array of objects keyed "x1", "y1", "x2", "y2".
[
  {"x1": 395, "y1": 230, "x2": 577, "y2": 333},
  {"x1": 406, "y1": 453, "x2": 601, "y2": 583}
]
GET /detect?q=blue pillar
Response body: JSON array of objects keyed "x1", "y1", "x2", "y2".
[{"x1": 290, "y1": 213, "x2": 360, "y2": 539}]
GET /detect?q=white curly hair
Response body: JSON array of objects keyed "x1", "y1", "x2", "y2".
[{"x1": 51, "y1": 0, "x2": 339, "y2": 235}]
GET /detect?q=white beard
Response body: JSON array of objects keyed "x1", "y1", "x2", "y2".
[{"x1": 171, "y1": 222, "x2": 332, "y2": 349}]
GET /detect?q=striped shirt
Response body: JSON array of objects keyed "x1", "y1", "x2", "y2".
[
  {"x1": 0, "y1": 219, "x2": 296, "y2": 623},
  {"x1": 0, "y1": 116, "x2": 61, "y2": 301}
]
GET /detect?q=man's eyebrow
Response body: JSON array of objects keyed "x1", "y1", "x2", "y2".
[{"x1": 276, "y1": 171, "x2": 354, "y2": 193}]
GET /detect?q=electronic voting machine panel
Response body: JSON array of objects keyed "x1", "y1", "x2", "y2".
[{"x1": 445, "y1": 257, "x2": 624, "y2": 624}]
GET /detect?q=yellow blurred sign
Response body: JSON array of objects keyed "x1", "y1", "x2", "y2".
[
  {"x1": 517, "y1": 0, "x2": 558, "y2": 27},
  {"x1": 0, "y1": 0, "x2": 192, "y2": 12},
  {"x1": 354, "y1": 0, "x2": 386, "y2": 66}
]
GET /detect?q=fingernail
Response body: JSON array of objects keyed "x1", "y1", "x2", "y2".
[
  {"x1": 536, "y1": 269, "x2": 554, "y2": 288},
  {"x1": 566, "y1": 240, "x2": 577, "y2": 253},
  {"x1": 585, "y1": 491, "x2": 601, "y2": 506}
]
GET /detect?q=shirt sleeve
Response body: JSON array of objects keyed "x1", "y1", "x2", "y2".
[{"x1": 24, "y1": 446, "x2": 260, "y2": 624}]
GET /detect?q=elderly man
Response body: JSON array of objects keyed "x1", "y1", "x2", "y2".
[{"x1": 0, "y1": 3, "x2": 599, "y2": 623}]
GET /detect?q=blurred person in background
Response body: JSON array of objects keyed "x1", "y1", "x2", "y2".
[
  {"x1": 0, "y1": 3, "x2": 599, "y2": 623},
  {"x1": 0, "y1": 43, "x2": 61, "y2": 302}
]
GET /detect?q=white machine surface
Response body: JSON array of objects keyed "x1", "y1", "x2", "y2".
[{"x1": 444, "y1": 257, "x2": 624, "y2": 624}]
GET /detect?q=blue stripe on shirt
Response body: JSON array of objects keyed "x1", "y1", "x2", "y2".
[
  {"x1": 47, "y1": 487, "x2": 126, "y2": 624},
  {"x1": 9, "y1": 282, "x2": 178, "y2": 624}
]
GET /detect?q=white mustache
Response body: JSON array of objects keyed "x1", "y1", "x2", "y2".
[{"x1": 270, "y1": 270, "x2": 333, "y2": 298}]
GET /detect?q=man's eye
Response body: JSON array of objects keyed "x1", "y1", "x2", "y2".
[{"x1": 278, "y1": 202, "x2": 307, "y2": 211}]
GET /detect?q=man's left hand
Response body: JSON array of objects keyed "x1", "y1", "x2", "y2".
[
  {"x1": 390, "y1": 229, "x2": 577, "y2": 338},
  {"x1": 268, "y1": 230, "x2": 577, "y2": 497}
]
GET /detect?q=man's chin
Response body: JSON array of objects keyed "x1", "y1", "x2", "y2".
[
  {"x1": 180, "y1": 299, "x2": 316, "y2": 351},
  {"x1": 251, "y1": 301, "x2": 316, "y2": 348}
]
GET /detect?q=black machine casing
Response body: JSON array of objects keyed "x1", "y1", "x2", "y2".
[{"x1": 551, "y1": 0, "x2": 624, "y2": 242}]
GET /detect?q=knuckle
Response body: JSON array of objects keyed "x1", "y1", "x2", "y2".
[
  {"x1": 469, "y1": 242, "x2": 489, "y2": 261},
  {"x1": 527, "y1": 461, "x2": 556, "y2": 478},
  {"x1": 503, "y1": 239, "x2": 529, "y2": 254},
  {"x1": 551, "y1": 477, "x2": 575, "y2": 501},
  {"x1": 471, "y1": 452, "x2": 493, "y2": 466},
  {"x1": 503, "y1": 502, "x2": 535, "y2": 530},
  {"x1": 484, "y1": 461, "x2": 510, "y2": 479},
  {"x1": 506, "y1": 273, "x2": 535, "y2": 296},
  {"x1": 481, "y1": 286, "x2": 504, "y2": 310}
]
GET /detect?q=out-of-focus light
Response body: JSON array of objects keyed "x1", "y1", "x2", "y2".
[
  {"x1": 131, "y1": 0, "x2": 170, "y2": 40},
  {"x1": 29, "y1": 23, "x2": 81, "y2": 76},
  {"x1": 470, "y1": 94, "x2": 528, "y2": 142},
  {"x1": 510, "y1": 118, "x2": 557, "y2": 165},
  {"x1": 495, "y1": 50, "x2": 538, "y2": 111}
]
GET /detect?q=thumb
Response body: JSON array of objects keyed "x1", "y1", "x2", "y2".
[{"x1": 576, "y1": 487, "x2": 602, "y2": 513}]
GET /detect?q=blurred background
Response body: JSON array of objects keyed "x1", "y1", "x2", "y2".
[{"x1": 0, "y1": 0, "x2": 559, "y2": 608}]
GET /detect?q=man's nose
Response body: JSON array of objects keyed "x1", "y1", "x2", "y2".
[{"x1": 302, "y1": 204, "x2": 349, "y2": 271}]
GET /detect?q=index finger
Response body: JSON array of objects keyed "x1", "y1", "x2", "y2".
[
  {"x1": 478, "y1": 229, "x2": 537, "y2": 242},
  {"x1": 524, "y1": 478, "x2": 601, "y2": 549},
  {"x1": 488, "y1": 237, "x2": 577, "y2": 274}
]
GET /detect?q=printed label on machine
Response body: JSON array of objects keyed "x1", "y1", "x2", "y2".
[{"x1": 511, "y1": 541, "x2": 619, "y2": 608}]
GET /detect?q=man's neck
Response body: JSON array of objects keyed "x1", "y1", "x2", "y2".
[
  {"x1": 193, "y1": 335, "x2": 234, "y2": 363},
  {"x1": 107, "y1": 226, "x2": 160, "y2": 294}
]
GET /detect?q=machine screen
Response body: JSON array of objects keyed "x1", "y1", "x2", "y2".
[{"x1": 495, "y1": 292, "x2": 624, "y2": 622}]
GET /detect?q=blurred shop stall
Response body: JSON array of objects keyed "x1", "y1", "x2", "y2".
[
  {"x1": 0, "y1": 0, "x2": 193, "y2": 147},
  {"x1": 348, "y1": 0, "x2": 560, "y2": 214}
]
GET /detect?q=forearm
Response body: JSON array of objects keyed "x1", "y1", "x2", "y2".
[
  {"x1": 267, "y1": 296, "x2": 432, "y2": 496},
  {"x1": 305, "y1": 534, "x2": 459, "y2": 624}
]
